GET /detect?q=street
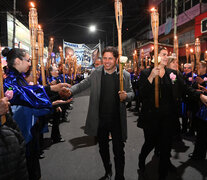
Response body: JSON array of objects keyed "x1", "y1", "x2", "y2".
[{"x1": 40, "y1": 89, "x2": 207, "y2": 180}]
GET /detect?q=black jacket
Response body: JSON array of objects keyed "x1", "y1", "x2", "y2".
[
  {"x1": 138, "y1": 68, "x2": 201, "y2": 128},
  {"x1": 0, "y1": 118, "x2": 28, "y2": 180}
]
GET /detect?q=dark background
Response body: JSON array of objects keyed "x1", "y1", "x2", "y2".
[{"x1": 1, "y1": 0, "x2": 148, "y2": 51}]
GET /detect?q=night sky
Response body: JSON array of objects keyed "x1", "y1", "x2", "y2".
[{"x1": 14, "y1": 0, "x2": 147, "y2": 51}]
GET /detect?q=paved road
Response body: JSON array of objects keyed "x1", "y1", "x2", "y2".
[{"x1": 40, "y1": 89, "x2": 207, "y2": 180}]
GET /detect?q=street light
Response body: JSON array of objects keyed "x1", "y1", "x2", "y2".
[{"x1": 89, "y1": 25, "x2": 96, "y2": 32}]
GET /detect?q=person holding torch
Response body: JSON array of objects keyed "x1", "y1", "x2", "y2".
[
  {"x1": 138, "y1": 46, "x2": 207, "y2": 180},
  {"x1": 68, "y1": 46, "x2": 134, "y2": 180}
]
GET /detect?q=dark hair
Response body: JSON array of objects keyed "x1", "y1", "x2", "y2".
[
  {"x1": 2, "y1": 48, "x2": 28, "y2": 69},
  {"x1": 158, "y1": 47, "x2": 168, "y2": 54},
  {"x1": 102, "y1": 46, "x2": 118, "y2": 59}
]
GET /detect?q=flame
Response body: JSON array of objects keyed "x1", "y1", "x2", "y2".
[
  {"x1": 134, "y1": 50, "x2": 137, "y2": 54},
  {"x1": 186, "y1": 44, "x2": 188, "y2": 47},
  {"x1": 205, "y1": 50, "x2": 207, "y2": 54},
  {"x1": 38, "y1": 25, "x2": 41, "y2": 29},
  {"x1": 59, "y1": 46, "x2": 62, "y2": 50},
  {"x1": 150, "y1": 7, "x2": 156, "y2": 12},
  {"x1": 30, "y1": 2, "x2": 35, "y2": 8},
  {"x1": 190, "y1": 49, "x2": 194, "y2": 53},
  {"x1": 174, "y1": 35, "x2": 177, "y2": 39},
  {"x1": 50, "y1": 38, "x2": 53, "y2": 41}
]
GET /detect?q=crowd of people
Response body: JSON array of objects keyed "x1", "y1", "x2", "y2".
[{"x1": 0, "y1": 46, "x2": 207, "y2": 180}]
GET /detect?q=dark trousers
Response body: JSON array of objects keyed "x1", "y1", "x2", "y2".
[
  {"x1": 97, "y1": 121, "x2": 125, "y2": 180},
  {"x1": 51, "y1": 110, "x2": 61, "y2": 141},
  {"x1": 26, "y1": 123, "x2": 41, "y2": 180},
  {"x1": 140, "y1": 114, "x2": 174, "y2": 179},
  {"x1": 193, "y1": 119, "x2": 207, "y2": 159}
]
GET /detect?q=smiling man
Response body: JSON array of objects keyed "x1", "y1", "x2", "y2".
[{"x1": 69, "y1": 46, "x2": 134, "y2": 180}]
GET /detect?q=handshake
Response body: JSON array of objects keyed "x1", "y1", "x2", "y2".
[{"x1": 50, "y1": 83, "x2": 73, "y2": 106}]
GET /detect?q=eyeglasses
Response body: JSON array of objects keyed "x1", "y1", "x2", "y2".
[{"x1": 23, "y1": 58, "x2": 31, "y2": 63}]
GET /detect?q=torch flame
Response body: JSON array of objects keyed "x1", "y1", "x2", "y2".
[
  {"x1": 38, "y1": 25, "x2": 41, "y2": 29},
  {"x1": 190, "y1": 49, "x2": 194, "y2": 53},
  {"x1": 59, "y1": 46, "x2": 62, "y2": 50},
  {"x1": 186, "y1": 44, "x2": 188, "y2": 47},
  {"x1": 30, "y1": 2, "x2": 35, "y2": 8},
  {"x1": 150, "y1": 7, "x2": 156, "y2": 12},
  {"x1": 50, "y1": 38, "x2": 53, "y2": 41}
]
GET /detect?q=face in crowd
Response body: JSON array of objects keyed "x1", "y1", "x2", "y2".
[
  {"x1": 102, "y1": 52, "x2": 117, "y2": 73},
  {"x1": 159, "y1": 48, "x2": 168, "y2": 66},
  {"x1": 2, "y1": 48, "x2": 31, "y2": 74},
  {"x1": 13, "y1": 52, "x2": 31, "y2": 73},
  {"x1": 94, "y1": 59, "x2": 102, "y2": 68},
  {"x1": 167, "y1": 59, "x2": 178, "y2": 71},
  {"x1": 65, "y1": 47, "x2": 74, "y2": 57},
  {"x1": 184, "y1": 63, "x2": 192, "y2": 74},
  {"x1": 50, "y1": 65, "x2": 59, "y2": 77},
  {"x1": 198, "y1": 61, "x2": 207, "y2": 75}
]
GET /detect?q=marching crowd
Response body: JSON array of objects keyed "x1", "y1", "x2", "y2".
[{"x1": 0, "y1": 46, "x2": 207, "y2": 180}]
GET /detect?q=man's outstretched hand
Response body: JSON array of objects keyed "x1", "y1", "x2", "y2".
[
  {"x1": 50, "y1": 83, "x2": 71, "y2": 92},
  {"x1": 59, "y1": 87, "x2": 72, "y2": 100}
]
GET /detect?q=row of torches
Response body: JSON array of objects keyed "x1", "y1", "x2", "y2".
[
  {"x1": 130, "y1": 37, "x2": 205, "y2": 73},
  {"x1": 29, "y1": 2, "x2": 205, "y2": 109},
  {"x1": 29, "y1": 2, "x2": 79, "y2": 86}
]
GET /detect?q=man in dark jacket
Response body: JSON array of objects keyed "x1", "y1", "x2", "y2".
[
  {"x1": 0, "y1": 97, "x2": 28, "y2": 180},
  {"x1": 69, "y1": 46, "x2": 134, "y2": 180}
]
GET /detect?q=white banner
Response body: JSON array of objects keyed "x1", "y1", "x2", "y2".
[{"x1": 63, "y1": 41, "x2": 100, "y2": 67}]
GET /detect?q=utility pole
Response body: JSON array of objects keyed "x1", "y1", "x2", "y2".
[{"x1": 12, "y1": 0, "x2": 16, "y2": 48}]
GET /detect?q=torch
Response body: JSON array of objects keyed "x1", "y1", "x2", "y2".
[
  {"x1": 205, "y1": 51, "x2": 207, "y2": 62},
  {"x1": 174, "y1": 35, "x2": 179, "y2": 66},
  {"x1": 190, "y1": 48, "x2": 194, "y2": 81},
  {"x1": 145, "y1": 56, "x2": 148, "y2": 67},
  {"x1": 114, "y1": 0, "x2": 124, "y2": 91},
  {"x1": 29, "y1": 1, "x2": 38, "y2": 84},
  {"x1": 59, "y1": 46, "x2": 66, "y2": 83},
  {"x1": 186, "y1": 44, "x2": 189, "y2": 63},
  {"x1": 74, "y1": 56, "x2": 77, "y2": 81},
  {"x1": 135, "y1": 50, "x2": 139, "y2": 71},
  {"x1": 195, "y1": 38, "x2": 201, "y2": 75},
  {"x1": 46, "y1": 37, "x2": 54, "y2": 78},
  {"x1": 150, "y1": 7, "x2": 159, "y2": 108},
  {"x1": 0, "y1": 44, "x2": 6, "y2": 125},
  {"x1": 141, "y1": 49, "x2": 144, "y2": 68},
  {"x1": 48, "y1": 37, "x2": 54, "y2": 68},
  {"x1": 37, "y1": 25, "x2": 46, "y2": 86},
  {"x1": 133, "y1": 52, "x2": 135, "y2": 71}
]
